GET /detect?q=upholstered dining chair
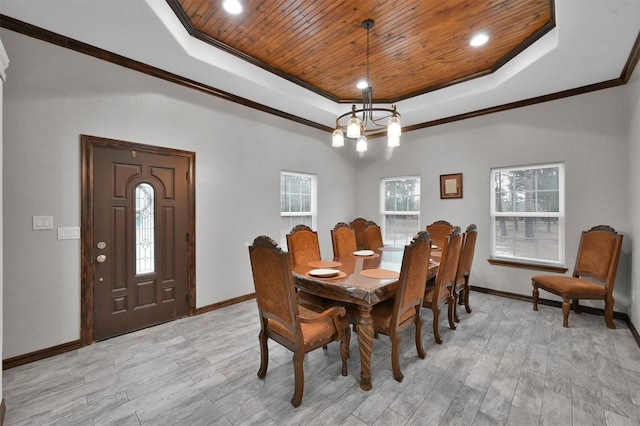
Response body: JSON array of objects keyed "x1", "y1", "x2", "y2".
[
  {"x1": 532, "y1": 225, "x2": 623, "y2": 329},
  {"x1": 331, "y1": 222, "x2": 358, "y2": 257},
  {"x1": 363, "y1": 221, "x2": 384, "y2": 250},
  {"x1": 248, "y1": 235, "x2": 350, "y2": 407},
  {"x1": 423, "y1": 226, "x2": 462, "y2": 344},
  {"x1": 453, "y1": 224, "x2": 478, "y2": 322},
  {"x1": 350, "y1": 217, "x2": 368, "y2": 250},
  {"x1": 286, "y1": 224, "x2": 321, "y2": 266},
  {"x1": 426, "y1": 220, "x2": 454, "y2": 249},
  {"x1": 347, "y1": 231, "x2": 431, "y2": 382}
]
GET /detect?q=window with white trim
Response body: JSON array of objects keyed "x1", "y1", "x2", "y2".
[
  {"x1": 380, "y1": 176, "x2": 420, "y2": 245},
  {"x1": 490, "y1": 163, "x2": 564, "y2": 266},
  {"x1": 280, "y1": 171, "x2": 317, "y2": 247}
]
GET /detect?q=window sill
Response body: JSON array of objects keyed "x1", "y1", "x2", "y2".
[{"x1": 487, "y1": 258, "x2": 568, "y2": 274}]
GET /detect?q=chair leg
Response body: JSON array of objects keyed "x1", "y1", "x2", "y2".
[
  {"x1": 562, "y1": 298, "x2": 571, "y2": 328},
  {"x1": 257, "y1": 330, "x2": 268, "y2": 378},
  {"x1": 433, "y1": 307, "x2": 443, "y2": 344},
  {"x1": 464, "y1": 283, "x2": 472, "y2": 313},
  {"x1": 532, "y1": 283, "x2": 539, "y2": 311},
  {"x1": 415, "y1": 316, "x2": 426, "y2": 359},
  {"x1": 390, "y1": 332, "x2": 403, "y2": 382},
  {"x1": 573, "y1": 299, "x2": 582, "y2": 314},
  {"x1": 453, "y1": 291, "x2": 461, "y2": 323},
  {"x1": 291, "y1": 351, "x2": 305, "y2": 407},
  {"x1": 448, "y1": 295, "x2": 457, "y2": 330},
  {"x1": 604, "y1": 298, "x2": 616, "y2": 329}
]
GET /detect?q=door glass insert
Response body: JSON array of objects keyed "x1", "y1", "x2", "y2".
[{"x1": 136, "y1": 183, "x2": 155, "y2": 274}]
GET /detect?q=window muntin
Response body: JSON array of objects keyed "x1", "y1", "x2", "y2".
[
  {"x1": 135, "y1": 182, "x2": 155, "y2": 274},
  {"x1": 280, "y1": 171, "x2": 317, "y2": 246},
  {"x1": 380, "y1": 176, "x2": 420, "y2": 245},
  {"x1": 490, "y1": 163, "x2": 564, "y2": 265}
]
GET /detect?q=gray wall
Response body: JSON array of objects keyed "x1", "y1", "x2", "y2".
[
  {"x1": 628, "y1": 70, "x2": 640, "y2": 326},
  {"x1": 0, "y1": 34, "x2": 8, "y2": 402},
  {"x1": 356, "y1": 82, "x2": 632, "y2": 313},
  {"x1": 1, "y1": 26, "x2": 638, "y2": 361},
  {"x1": 1, "y1": 30, "x2": 357, "y2": 358}
]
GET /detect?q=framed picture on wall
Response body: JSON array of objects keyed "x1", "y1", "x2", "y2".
[{"x1": 440, "y1": 173, "x2": 463, "y2": 199}]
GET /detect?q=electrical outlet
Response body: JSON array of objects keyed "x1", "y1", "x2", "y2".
[{"x1": 33, "y1": 216, "x2": 53, "y2": 230}]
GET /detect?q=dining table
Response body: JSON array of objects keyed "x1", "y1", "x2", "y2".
[{"x1": 292, "y1": 245, "x2": 440, "y2": 391}]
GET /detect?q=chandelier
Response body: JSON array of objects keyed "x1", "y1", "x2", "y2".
[{"x1": 332, "y1": 19, "x2": 401, "y2": 153}]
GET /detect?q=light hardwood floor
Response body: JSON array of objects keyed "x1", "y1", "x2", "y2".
[{"x1": 3, "y1": 292, "x2": 640, "y2": 425}]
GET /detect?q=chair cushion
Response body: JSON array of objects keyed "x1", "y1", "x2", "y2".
[
  {"x1": 267, "y1": 305, "x2": 340, "y2": 346},
  {"x1": 532, "y1": 275, "x2": 607, "y2": 298},
  {"x1": 368, "y1": 299, "x2": 415, "y2": 332}
]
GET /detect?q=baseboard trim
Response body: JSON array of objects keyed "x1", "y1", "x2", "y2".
[
  {"x1": 2, "y1": 339, "x2": 82, "y2": 370},
  {"x1": 3, "y1": 288, "x2": 637, "y2": 370},
  {"x1": 194, "y1": 292, "x2": 255, "y2": 315}
]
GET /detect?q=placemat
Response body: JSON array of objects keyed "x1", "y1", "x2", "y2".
[
  {"x1": 306, "y1": 270, "x2": 347, "y2": 280},
  {"x1": 352, "y1": 252, "x2": 380, "y2": 259},
  {"x1": 307, "y1": 260, "x2": 342, "y2": 268},
  {"x1": 360, "y1": 269, "x2": 399, "y2": 279}
]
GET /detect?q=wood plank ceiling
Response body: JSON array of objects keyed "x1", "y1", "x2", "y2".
[{"x1": 169, "y1": 0, "x2": 554, "y2": 103}]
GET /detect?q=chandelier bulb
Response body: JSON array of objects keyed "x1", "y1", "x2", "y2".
[
  {"x1": 346, "y1": 114, "x2": 362, "y2": 138},
  {"x1": 387, "y1": 115, "x2": 401, "y2": 138},
  {"x1": 356, "y1": 135, "x2": 368, "y2": 152},
  {"x1": 332, "y1": 129, "x2": 345, "y2": 147}
]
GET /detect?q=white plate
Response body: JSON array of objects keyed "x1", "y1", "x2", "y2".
[
  {"x1": 308, "y1": 268, "x2": 340, "y2": 278},
  {"x1": 353, "y1": 250, "x2": 375, "y2": 256}
]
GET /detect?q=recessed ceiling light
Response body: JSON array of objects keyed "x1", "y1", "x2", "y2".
[
  {"x1": 356, "y1": 80, "x2": 368, "y2": 89},
  {"x1": 222, "y1": 0, "x2": 243, "y2": 15},
  {"x1": 470, "y1": 33, "x2": 489, "y2": 47}
]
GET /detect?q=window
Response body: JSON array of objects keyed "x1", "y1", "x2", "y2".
[
  {"x1": 490, "y1": 163, "x2": 564, "y2": 266},
  {"x1": 135, "y1": 182, "x2": 155, "y2": 274},
  {"x1": 380, "y1": 176, "x2": 420, "y2": 245},
  {"x1": 280, "y1": 171, "x2": 317, "y2": 247}
]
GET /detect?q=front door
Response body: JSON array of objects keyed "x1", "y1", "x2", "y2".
[{"x1": 81, "y1": 135, "x2": 195, "y2": 342}]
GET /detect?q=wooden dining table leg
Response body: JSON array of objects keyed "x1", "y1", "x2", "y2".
[{"x1": 356, "y1": 304, "x2": 375, "y2": 391}]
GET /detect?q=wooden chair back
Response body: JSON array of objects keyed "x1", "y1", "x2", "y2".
[
  {"x1": 395, "y1": 231, "x2": 432, "y2": 326},
  {"x1": 454, "y1": 224, "x2": 477, "y2": 318},
  {"x1": 286, "y1": 224, "x2": 321, "y2": 266},
  {"x1": 249, "y1": 236, "x2": 298, "y2": 339},
  {"x1": 423, "y1": 226, "x2": 462, "y2": 343},
  {"x1": 426, "y1": 220, "x2": 454, "y2": 248},
  {"x1": 573, "y1": 225, "x2": 623, "y2": 293},
  {"x1": 350, "y1": 217, "x2": 368, "y2": 250},
  {"x1": 456, "y1": 224, "x2": 478, "y2": 284},
  {"x1": 331, "y1": 222, "x2": 358, "y2": 257},
  {"x1": 364, "y1": 221, "x2": 384, "y2": 250}
]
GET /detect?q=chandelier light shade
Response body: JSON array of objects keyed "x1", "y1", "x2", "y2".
[
  {"x1": 356, "y1": 135, "x2": 368, "y2": 152},
  {"x1": 332, "y1": 129, "x2": 345, "y2": 147},
  {"x1": 333, "y1": 19, "x2": 401, "y2": 152}
]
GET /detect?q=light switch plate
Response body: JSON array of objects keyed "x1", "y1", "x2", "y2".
[
  {"x1": 33, "y1": 216, "x2": 53, "y2": 230},
  {"x1": 58, "y1": 227, "x2": 80, "y2": 240}
]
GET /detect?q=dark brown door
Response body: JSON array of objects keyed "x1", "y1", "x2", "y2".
[{"x1": 82, "y1": 136, "x2": 195, "y2": 342}]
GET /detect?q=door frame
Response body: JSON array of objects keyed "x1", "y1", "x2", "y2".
[{"x1": 80, "y1": 134, "x2": 196, "y2": 346}]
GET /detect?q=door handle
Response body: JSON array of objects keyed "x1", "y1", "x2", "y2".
[{"x1": 96, "y1": 254, "x2": 107, "y2": 263}]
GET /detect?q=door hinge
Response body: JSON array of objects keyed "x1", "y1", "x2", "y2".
[{"x1": 186, "y1": 170, "x2": 189, "y2": 180}]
